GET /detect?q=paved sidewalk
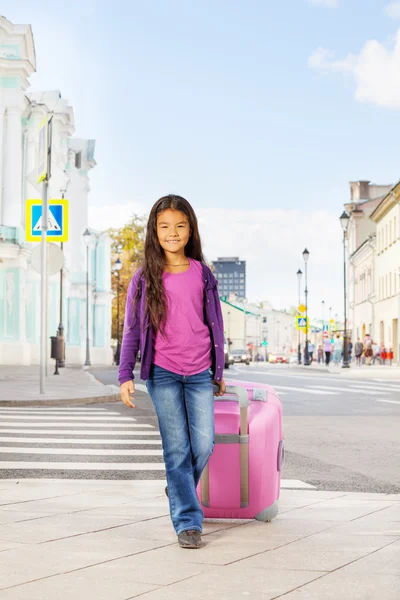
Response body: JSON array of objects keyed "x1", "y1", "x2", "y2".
[
  {"x1": 0, "y1": 480, "x2": 398, "y2": 599},
  {"x1": 0, "y1": 366, "x2": 120, "y2": 407}
]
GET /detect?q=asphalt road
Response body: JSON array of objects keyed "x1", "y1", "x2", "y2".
[
  {"x1": 1, "y1": 363, "x2": 399, "y2": 494},
  {"x1": 92, "y1": 363, "x2": 400, "y2": 494}
]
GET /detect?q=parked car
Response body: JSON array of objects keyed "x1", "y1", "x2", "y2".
[
  {"x1": 268, "y1": 354, "x2": 288, "y2": 364},
  {"x1": 231, "y1": 348, "x2": 251, "y2": 365},
  {"x1": 224, "y1": 343, "x2": 230, "y2": 369}
]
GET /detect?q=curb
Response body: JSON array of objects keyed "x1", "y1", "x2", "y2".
[{"x1": 0, "y1": 393, "x2": 121, "y2": 408}]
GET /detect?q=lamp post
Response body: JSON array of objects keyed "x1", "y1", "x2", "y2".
[
  {"x1": 321, "y1": 300, "x2": 325, "y2": 348},
  {"x1": 303, "y1": 248, "x2": 310, "y2": 365},
  {"x1": 83, "y1": 228, "x2": 91, "y2": 367},
  {"x1": 340, "y1": 211, "x2": 350, "y2": 368},
  {"x1": 57, "y1": 187, "x2": 68, "y2": 368},
  {"x1": 297, "y1": 269, "x2": 302, "y2": 364},
  {"x1": 114, "y1": 257, "x2": 122, "y2": 365}
]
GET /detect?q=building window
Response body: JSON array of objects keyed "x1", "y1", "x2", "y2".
[{"x1": 394, "y1": 217, "x2": 397, "y2": 242}]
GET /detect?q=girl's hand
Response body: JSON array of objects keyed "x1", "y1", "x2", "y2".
[
  {"x1": 120, "y1": 381, "x2": 135, "y2": 408},
  {"x1": 213, "y1": 378, "x2": 226, "y2": 397}
]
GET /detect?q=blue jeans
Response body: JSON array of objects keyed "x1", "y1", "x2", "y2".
[{"x1": 146, "y1": 365, "x2": 215, "y2": 535}]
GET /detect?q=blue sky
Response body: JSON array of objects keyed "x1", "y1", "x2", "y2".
[{"x1": 3, "y1": 0, "x2": 400, "y2": 319}]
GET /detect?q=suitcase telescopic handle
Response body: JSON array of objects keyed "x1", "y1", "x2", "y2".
[
  {"x1": 212, "y1": 384, "x2": 250, "y2": 409},
  {"x1": 203, "y1": 383, "x2": 250, "y2": 508}
]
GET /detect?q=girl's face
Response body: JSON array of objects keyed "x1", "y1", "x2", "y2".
[{"x1": 156, "y1": 209, "x2": 191, "y2": 256}]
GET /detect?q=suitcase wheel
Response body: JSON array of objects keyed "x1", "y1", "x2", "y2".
[{"x1": 254, "y1": 501, "x2": 279, "y2": 522}]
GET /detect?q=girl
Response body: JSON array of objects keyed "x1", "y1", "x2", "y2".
[{"x1": 119, "y1": 195, "x2": 226, "y2": 550}]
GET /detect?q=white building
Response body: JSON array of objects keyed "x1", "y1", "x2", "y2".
[
  {"x1": 220, "y1": 296, "x2": 293, "y2": 357},
  {"x1": 0, "y1": 16, "x2": 113, "y2": 365},
  {"x1": 345, "y1": 180, "x2": 393, "y2": 344},
  {"x1": 370, "y1": 185, "x2": 400, "y2": 361}
]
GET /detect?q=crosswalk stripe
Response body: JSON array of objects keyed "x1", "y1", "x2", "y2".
[
  {"x1": 273, "y1": 385, "x2": 338, "y2": 395},
  {"x1": 307, "y1": 385, "x2": 388, "y2": 396},
  {"x1": 0, "y1": 428, "x2": 160, "y2": 435},
  {"x1": 0, "y1": 407, "x2": 109, "y2": 411},
  {"x1": 0, "y1": 477, "x2": 314, "y2": 488},
  {"x1": 0, "y1": 448, "x2": 164, "y2": 456},
  {"x1": 349, "y1": 384, "x2": 400, "y2": 392},
  {"x1": 0, "y1": 437, "x2": 163, "y2": 444},
  {"x1": 376, "y1": 399, "x2": 400, "y2": 405},
  {"x1": 0, "y1": 462, "x2": 166, "y2": 471},
  {"x1": 0, "y1": 423, "x2": 154, "y2": 428},
  {"x1": 0, "y1": 410, "x2": 127, "y2": 417},
  {"x1": 0, "y1": 416, "x2": 136, "y2": 422}
]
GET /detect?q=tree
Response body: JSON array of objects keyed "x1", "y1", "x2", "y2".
[{"x1": 108, "y1": 215, "x2": 146, "y2": 343}]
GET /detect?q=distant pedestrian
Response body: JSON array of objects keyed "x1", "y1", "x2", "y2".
[
  {"x1": 323, "y1": 337, "x2": 332, "y2": 366},
  {"x1": 372, "y1": 342, "x2": 381, "y2": 365},
  {"x1": 347, "y1": 341, "x2": 353, "y2": 363},
  {"x1": 354, "y1": 338, "x2": 363, "y2": 366},
  {"x1": 309, "y1": 342, "x2": 315, "y2": 363},
  {"x1": 333, "y1": 334, "x2": 343, "y2": 366},
  {"x1": 364, "y1": 334, "x2": 373, "y2": 365},
  {"x1": 317, "y1": 345, "x2": 323, "y2": 364}
]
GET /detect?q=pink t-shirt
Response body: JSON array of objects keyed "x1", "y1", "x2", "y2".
[{"x1": 153, "y1": 258, "x2": 212, "y2": 376}]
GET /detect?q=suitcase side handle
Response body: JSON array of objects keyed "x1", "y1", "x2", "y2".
[{"x1": 212, "y1": 384, "x2": 250, "y2": 409}]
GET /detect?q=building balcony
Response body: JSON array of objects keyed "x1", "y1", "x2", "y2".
[{"x1": 0, "y1": 226, "x2": 18, "y2": 243}]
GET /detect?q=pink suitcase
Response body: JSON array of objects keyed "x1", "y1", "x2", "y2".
[{"x1": 196, "y1": 381, "x2": 283, "y2": 521}]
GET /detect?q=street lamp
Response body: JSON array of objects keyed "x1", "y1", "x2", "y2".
[
  {"x1": 297, "y1": 269, "x2": 303, "y2": 364},
  {"x1": 303, "y1": 248, "x2": 310, "y2": 366},
  {"x1": 321, "y1": 300, "x2": 325, "y2": 348},
  {"x1": 83, "y1": 228, "x2": 91, "y2": 367},
  {"x1": 114, "y1": 257, "x2": 122, "y2": 365},
  {"x1": 57, "y1": 186, "x2": 68, "y2": 368},
  {"x1": 340, "y1": 211, "x2": 350, "y2": 368}
]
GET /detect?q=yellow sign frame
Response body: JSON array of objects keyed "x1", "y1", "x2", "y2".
[
  {"x1": 296, "y1": 316, "x2": 309, "y2": 331},
  {"x1": 26, "y1": 199, "x2": 69, "y2": 243}
]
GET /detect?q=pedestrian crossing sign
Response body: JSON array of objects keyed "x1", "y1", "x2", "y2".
[
  {"x1": 296, "y1": 316, "x2": 309, "y2": 330},
  {"x1": 26, "y1": 199, "x2": 69, "y2": 242}
]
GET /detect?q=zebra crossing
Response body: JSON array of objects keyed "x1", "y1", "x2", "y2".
[
  {"x1": 0, "y1": 406, "x2": 166, "y2": 480},
  {"x1": 0, "y1": 405, "x2": 315, "y2": 490},
  {"x1": 228, "y1": 367, "x2": 400, "y2": 403}
]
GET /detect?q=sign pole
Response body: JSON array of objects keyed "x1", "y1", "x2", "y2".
[
  {"x1": 40, "y1": 180, "x2": 49, "y2": 393},
  {"x1": 38, "y1": 116, "x2": 52, "y2": 393}
]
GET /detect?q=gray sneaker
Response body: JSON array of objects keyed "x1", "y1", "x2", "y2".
[{"x1": 178, "y1": 529, "x2": 202, "y2": 549}]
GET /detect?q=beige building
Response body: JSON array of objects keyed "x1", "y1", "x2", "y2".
[
  {"x1": 345, "y1": 181, "x2": 393, "y2": 344},
  {"x1": 370, "y1": 185, "x2": 400, "y2": 361}
]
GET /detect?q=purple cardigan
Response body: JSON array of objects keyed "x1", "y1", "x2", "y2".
[{"x1": 118, "y1": 263, "x2": 225, "y2": 385}]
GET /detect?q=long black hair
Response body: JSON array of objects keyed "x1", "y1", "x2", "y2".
[{"x1": 139, "y1": 195, "x2": 204, "y2": 333}]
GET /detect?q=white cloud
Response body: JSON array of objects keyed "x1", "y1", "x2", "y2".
[
  {"x1": 309, "y1": 30, "x2": 400, "y2": 109},
  {"x1": 385, "y1": 2, "x2": 400, "y2": 19},
  {"x1": 89, "y1": 203, "x2": 343, "y2": 318},
  {"x1": 307, "y1": 0, "x2": 338, "y2": 7},
  {"x1": 88, "y1": 201, "x2": 147, "y2": 232}
]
